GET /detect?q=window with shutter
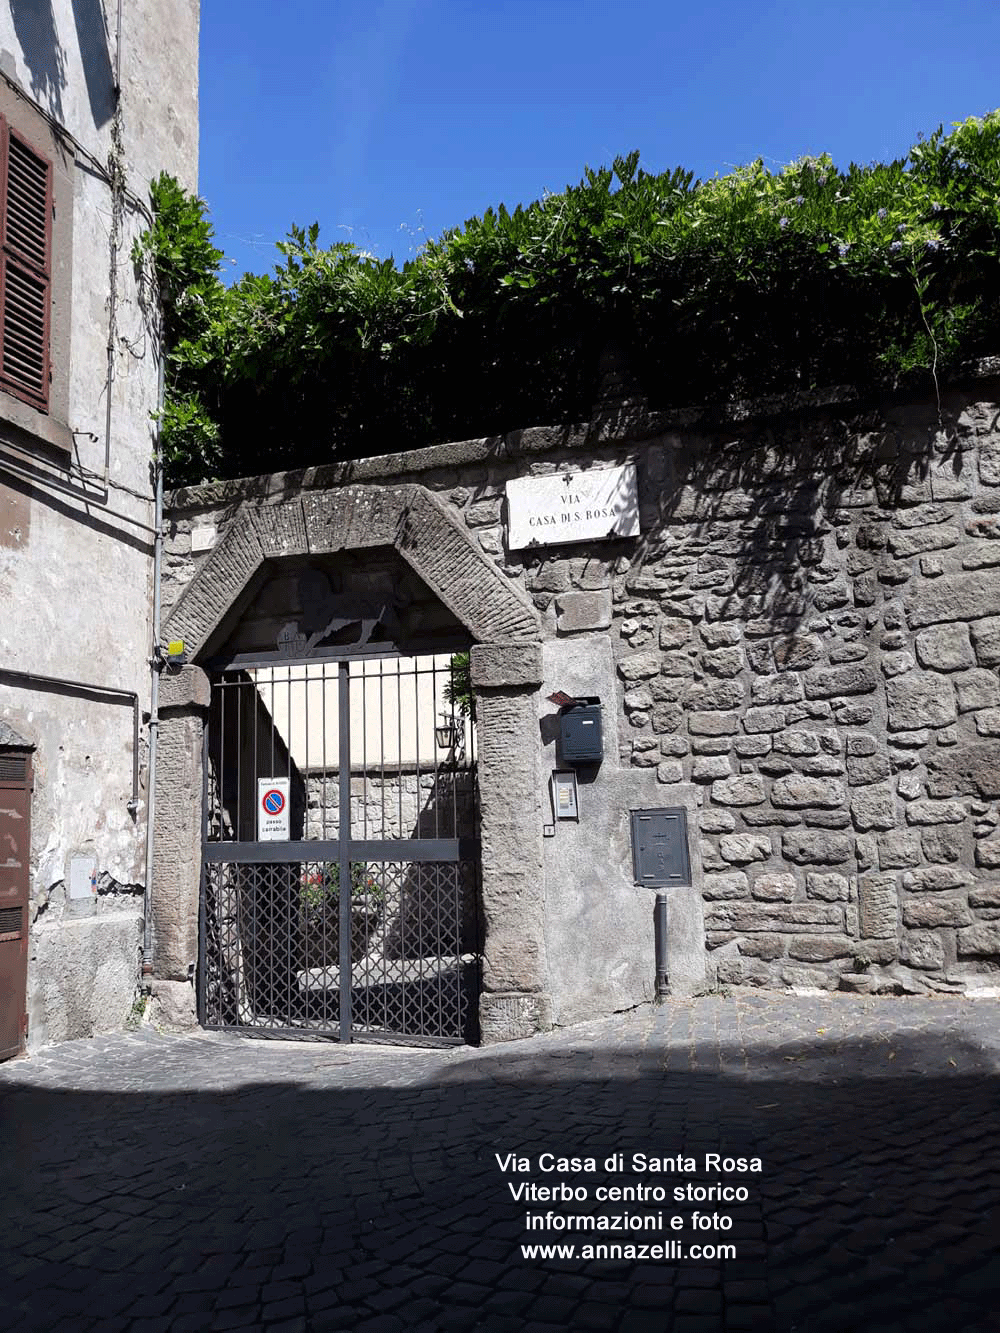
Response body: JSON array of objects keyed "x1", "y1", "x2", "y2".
[
  {"x1": 0, "y1": 122, "x2": 51, "y2": 413},
  {"x1": 0, "y1": 83, "x2": 71, "y2": 451}
]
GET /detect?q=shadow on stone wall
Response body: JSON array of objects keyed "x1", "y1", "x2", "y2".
[
  {"x1": 9, "y1": 0, "x2": 115, "y2": 128},
  {"x1": 70, "y1": 0, "x2": 115, "y2": 128},
  {"x1": 629, "y1": 392, "x2": 970, "y2": 638},
  {"x1": 561, "y1": 386, "x2": 1000, "y2": 995},
  {"x1": 9, "y1": 0, "x2": 66, "y2": 120}
]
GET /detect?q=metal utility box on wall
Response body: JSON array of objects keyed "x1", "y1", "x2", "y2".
[
  {"x1": 630, "y1": 808, "x2": 691, "y2": 887},
  {"x1": 559, "y1": 699, "x2": 603, "y2": 764}
]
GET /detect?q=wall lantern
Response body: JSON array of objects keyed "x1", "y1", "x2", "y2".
[{"x1": 435, "y1": 717, "x2": 461, "y2": 753}]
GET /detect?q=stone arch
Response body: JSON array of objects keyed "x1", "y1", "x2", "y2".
[
  {"x1": 152, "y1": 483, "x2": 551, "y2": 1043},
  {"x1": 162, "y1": 484, "x2": 540, "y2": 658}
]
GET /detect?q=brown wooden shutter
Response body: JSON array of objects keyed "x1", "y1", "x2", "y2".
[{"x1": 0, "y1": 120, "x2": 52, "y2": 413}]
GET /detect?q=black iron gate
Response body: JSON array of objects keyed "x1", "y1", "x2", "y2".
[{"x1": 199, "y1": 651, "x2": 480, "y2": 1045}]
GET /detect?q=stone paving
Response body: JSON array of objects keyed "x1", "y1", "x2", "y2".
[{"x1": 1, "y1": 993, "x2": 999, "y2": 1332}]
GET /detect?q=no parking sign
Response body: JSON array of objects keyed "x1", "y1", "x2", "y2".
[{"x1": 257, "y1": 778, "x2": 290, "y2": 841}]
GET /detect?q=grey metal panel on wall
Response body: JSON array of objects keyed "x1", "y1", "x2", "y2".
[{"x1": 630, "y1": 807, "x2": 691, "y2": 887}]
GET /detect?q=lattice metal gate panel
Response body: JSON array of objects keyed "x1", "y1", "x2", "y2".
[{"x1": 200, "y1": 653, "x2": 480, "y2": 1045}]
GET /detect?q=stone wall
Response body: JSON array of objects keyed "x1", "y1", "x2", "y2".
[
  {"x1": 164, "y1": 374, "x2": 1000, "y2": 1019},
  {"x1": 301, "y1": 771, "x2": 476, "y2": 842}
]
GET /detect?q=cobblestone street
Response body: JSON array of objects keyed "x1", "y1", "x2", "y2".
[{"x1": 1, "y1": 993, "x2": 998, "y2": 1333}]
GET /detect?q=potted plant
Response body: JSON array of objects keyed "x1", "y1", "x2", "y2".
[{"x1": 299, "y1": 862, "x2": 383, "y2": 966}]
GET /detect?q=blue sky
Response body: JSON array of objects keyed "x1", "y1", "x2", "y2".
[{"x1": 199, "y1": 0, "x2": 1000, "y2": 280}]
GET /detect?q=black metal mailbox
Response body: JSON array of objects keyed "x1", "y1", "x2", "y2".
[
  {"x1": 559, "y1": 699, "x2": 603, "y2": 764},
  {"x1": 630, "y1": 807, "x2": 691, "y2": 886}
]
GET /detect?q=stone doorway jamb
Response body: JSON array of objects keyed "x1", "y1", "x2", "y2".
[{"x1": 152, "y1": 485, "x2": 549, "y2": 1040}]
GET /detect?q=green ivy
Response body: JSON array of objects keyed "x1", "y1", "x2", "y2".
[
  {"x1": 444, "y1": 650, "x2": 473, "y2": 720},
  {"x1": 132, "y1": 173, "x2": 226, "y2": 480},
  {"x1": 136, "y1": 114, "x2": 1000, "y2": 487}
]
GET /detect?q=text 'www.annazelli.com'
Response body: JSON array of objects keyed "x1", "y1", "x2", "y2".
[{"x1": 521, "y1": 1241, "x2": 737, "y2": 1261}]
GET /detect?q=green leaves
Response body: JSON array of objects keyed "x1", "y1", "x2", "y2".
[
  {"x1": 132, "y1": 175, "x2": 229, "y2": 484},
  {"x1": 134, "y1": 173, "x2": 225, "y2": 345},
  {"x1": 145, "y1": 113, "x2": 1000, "y2": 487},
  {"x1": 155, "y1": 392, "x2": 221, "y2": 484}
]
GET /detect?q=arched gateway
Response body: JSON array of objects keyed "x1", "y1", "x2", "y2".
[{"x1": 151, "y1": 485, "x2": 551, "y2": 1043}]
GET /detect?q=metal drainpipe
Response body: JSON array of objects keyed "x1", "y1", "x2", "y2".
[
  {"x1": 142, "y1": 348, "x2": 165, "y2": 983},
  {"x1": 654, "y1": 890, "x2": 669, "y2": 1002}
]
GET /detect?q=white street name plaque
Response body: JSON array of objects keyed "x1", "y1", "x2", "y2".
[{"x1": 506, "y1": 463, "x2": 639, "y2": 551}]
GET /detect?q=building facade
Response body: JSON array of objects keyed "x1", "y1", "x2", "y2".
[
  {"x1": 155, "y1": 375, "x2": 1000, "y2": 1043},
  {"x1": 0, "y1": 1, "x2": 199, "y2": 1053}
]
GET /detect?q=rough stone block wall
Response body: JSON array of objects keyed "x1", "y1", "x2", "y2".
[
  {"x1": 165, "y1": 377, "x2": 1000, "y2": 1007},
  {"x1": 602, "y1": 398, "x2": 1000, "y2": 993},
  {"x1": 302, "y1": 771, "x2": 476, "y2": 841},
  {"x1": 433, "y1": 396, "x2": 1000, "y2": 994}
]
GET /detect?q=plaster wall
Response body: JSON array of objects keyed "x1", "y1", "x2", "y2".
[
  {"x1": 539, "y1": 633, "x2": 705, "y2": 1024},
  {"x1": 164, "y1": 372, "x2": 1000, "y2": 1031},
  {"x1": 0, "y1": 2, "x2": 199, "y2": 1048}
]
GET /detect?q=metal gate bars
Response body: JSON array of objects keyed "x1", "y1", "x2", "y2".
[{"x1": 199, "y1": 652, "x2": 480, "y2": 1045}]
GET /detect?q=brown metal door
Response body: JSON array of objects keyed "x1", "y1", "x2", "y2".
[{"x1": 0, "y1": 752, "x2": 31, "y2": 1060}]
